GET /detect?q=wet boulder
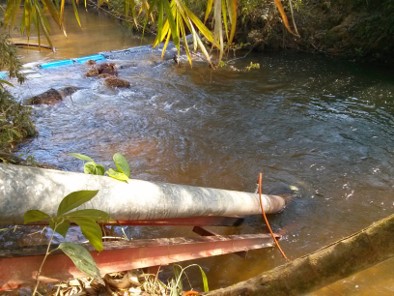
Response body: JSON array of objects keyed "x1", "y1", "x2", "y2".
[
  {"x1": 85, "y1": 61, "x2": 117, "y2": 77},
  {"x1": 104, "y1": 76, "x2": 130, "y2": 88},
  {"x1": 24, "y1": 86, "x2": 80, "y2": 105}
]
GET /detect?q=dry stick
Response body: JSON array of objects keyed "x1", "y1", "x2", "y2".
[{"x1": 258, "y1": 172, "x2": 289, "y2": 261}]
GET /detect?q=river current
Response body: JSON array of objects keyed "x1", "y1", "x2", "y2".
[{"x1": 5, "y1": 8, "x2": 394, "y2": 295}]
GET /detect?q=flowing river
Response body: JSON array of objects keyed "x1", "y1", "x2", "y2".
[{"x1": 5, "y1": 8, "x2": 394, "y2": 295}]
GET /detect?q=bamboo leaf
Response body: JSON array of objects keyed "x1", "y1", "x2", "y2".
[
  {"x1": 57, "y1": 190, "x2": 99, "y2": 216},
  {"x1": 60, "y1": 0, "x2": 66, "y2": 26},
  {"x1": 274, "y1": 0, "x2": 298, "y2": 36},
  {"x1": 4, "y1": 0, "x2": 22, "y2": 27},
  {"x1": 163, "y1": 0, "x2": 180, "y2": 48},
  {"x1": 24, "y1": 210, "x2": 50, "y2": 224},
  {"x1": 34, "y1": 2, "x2": 55, "y2": 49},
  {"x1": 194, "y1": 28, "x2": 213, "y2": 65},
  {"x1": 204, "y1": 0, "x2": 214, "y2": 23},
  {"x1": 69, "y1": 217, "x2": 103, "y2": 251},
  {"x1": 113, "y1": 153, "x2": 130, "y2": 177},
  {"x1": 71, "y1": 0, "x2": 82, "y2": 28},
  {"x1": 154, "y1": 17, "x2": 170, "y2": 47},
  {"x1": 160, "y1": 28, "x2": 173, "y2": 58},
  {"x1": 182, "y1": 4, "x2": 216, "y2": 45},
  {"x1": 222, "y1": 0, "x2": 229, "y2": 41},
  {"x1": 213, "y1": 0, "x2": 224, "y2": 61},
  {"x1": 156, "y1": 0, "x2": 165, "y2": 42},
  {"x1": 179, "y1": 15, "x2": 193, "y2": 65},
  {"x1": 58, "y1": 242, "x2": 101, "y2": 279},
  {"x1": 227, "y1": 0, "x2": 237, "y2": 44},
  {"x1": 41, "y1": 0, "x2": 62, "y2": 27}
]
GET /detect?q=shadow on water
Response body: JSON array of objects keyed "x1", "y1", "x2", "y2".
[{"x1": 3, "y1": 10, "x2": 394, "y2": 295}]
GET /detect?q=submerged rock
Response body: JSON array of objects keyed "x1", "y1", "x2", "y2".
[
  {"x1": 24, "y1": 86, "x2": 80, "y2": 105},
  {"x1": 104, "y1": 76, "x2": 130, "y2": 88},
  {"x1": 85, "y1": 61, "x2": 118, "y2": 77}
]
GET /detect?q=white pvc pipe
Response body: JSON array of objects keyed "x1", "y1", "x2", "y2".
[{"x1": 0, "y1": 164, "x2": 286, "y2": 225}]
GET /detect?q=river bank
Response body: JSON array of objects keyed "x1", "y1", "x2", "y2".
[{"x1": 235, "y1": 0, "x2": 394, "y2": 66}]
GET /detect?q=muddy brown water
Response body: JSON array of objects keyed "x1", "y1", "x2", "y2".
[{"x1": 4, "y1": 8, "x2": 394, "y2": 295}]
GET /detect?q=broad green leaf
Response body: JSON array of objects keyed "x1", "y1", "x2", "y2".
[
  {"x1": 84, "y1": 162, "x2": 105, "y2": 175},
  {"x1": 58, "y1": 242, "x2": 101, "y2": 279},
  {"x1": 57, "y1": 190, "x2": 99, "y2": 216},
  {"x1": 95, "y1": 164, "x2": 106, "y2": 175},
  {"x1": 24, "y1": 210, "x2": 50, "y2": 224},
  {"x1": 66, "y1": 209, "x2": 110, "y2": 222},
  {"x1": 55, "y1": 220, "x2": 71, "y2": 237},
  {"x1": 70, "y1": 217, "x2": 103, "y2": 251},
  {"x1": 113, "y1": 153, "x2": 130, "y2": 177},
  {"x1": 69, "y1": 153, "x2": 95, "y2": 163},
  {"x1": 106, "y1": 168, "x2": 129, "y2": 182}
]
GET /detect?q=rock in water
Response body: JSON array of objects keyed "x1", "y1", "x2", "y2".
[
  {"x1": 25, "y1": 86, "x2": 80, "y2": 105},
  {"x1": 104, "y1": 76, "x2": 130, "y2": 88}
]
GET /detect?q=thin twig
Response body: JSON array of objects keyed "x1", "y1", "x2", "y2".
[
  {"x1": 258, "y1": 172, "x2": 289, "y2": 261},
  {"x1": 32, "y1": 227, "x2": 56, "y2": 295}
]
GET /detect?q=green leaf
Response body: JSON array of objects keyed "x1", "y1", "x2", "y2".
[
  {"x1": 106, "y1": 168, "x2": 129, "y2": 182},
  {"x1": 57, "y1": 190, "x2": 99, "y2": 216},
  {"x1": 69, "y1": 153, "x2": 95, "y2": 163},
  {"x1": 66, "y1": 209, "x2": 110, "y2": 222},
  {"x1": 41, "y1": 0, "x2": 62, "y2": 27},
  {"x1": 24, "y1": 210, "x2": 50, "y2": 224},
  {"x1": 55, "y1": 220, "x2": 71, "y2": 237},
  {"x1": 71, "y1": 0, "x2": 82, "y2": 27},
  {"x1": 113, "y1": 153, "x2": 130, "y2": 177},
  {"x1": 70, "y1": 217, "x2": 103, "y2": 251},
  {"x1": 84, "y1": 162, "x2": 105, "y2": 175},
  {"x1": 58, "y1": 242, "x2": 101, "y2": 279}
]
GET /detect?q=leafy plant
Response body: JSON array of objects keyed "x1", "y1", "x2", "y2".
[
  {"x1": 0, "y1": 33, "x2": 25, "y2": 87},
  {"x1": 70, "y1": 152, "x2": 131, "y2": 182},
  {"x1": 24, "y1": 190, "x2": 109, "y2": 295},
  {"x1": 138, "y1": 264, "x2": 209, "y2": 295},
  {"x1": 168, "y1": 264, "x2": 209, "y2": 296},
  {"x1": 0, "y1": 90, "x2": 36, "y2": 156},
  {"x1": 1, "y1": 1, "x2": 294, "y2": 66},
  {"x1": 245, "y1": 61, "x2": 260, "y2": 71}
]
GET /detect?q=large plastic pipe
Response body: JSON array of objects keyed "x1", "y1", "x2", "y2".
[{"x1": 0, "y1": 164, "x2": 286, "y2": 225}]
